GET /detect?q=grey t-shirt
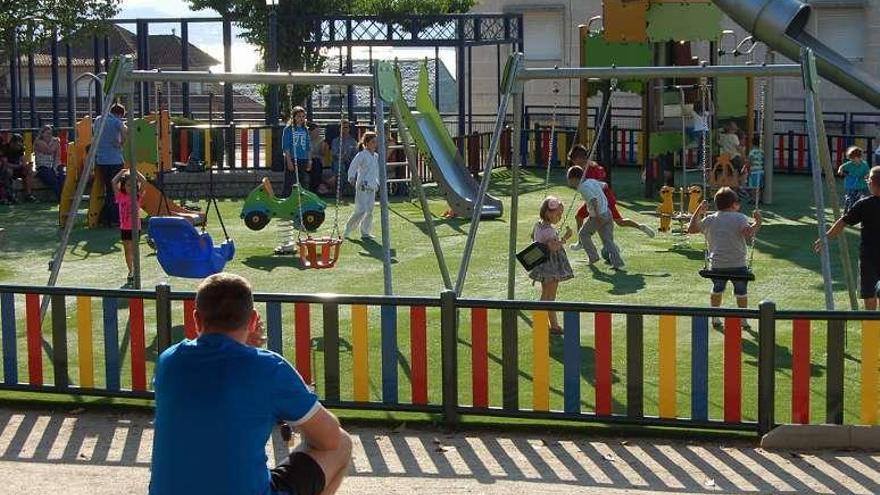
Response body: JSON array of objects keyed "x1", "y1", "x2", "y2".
[{"x1": 700, "y1": 211, "x2": 750, "y2": 269}]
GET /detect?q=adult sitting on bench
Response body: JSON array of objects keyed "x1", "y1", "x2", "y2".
[{"x1": 150, "y1": 273, "x2": 352, "y2": 495}]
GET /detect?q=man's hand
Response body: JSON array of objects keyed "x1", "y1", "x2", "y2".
[
  {"x1": 246, "y1": 316, "x2": 266, "y2": 348},
  {"x1": 752, "y1": 209, "x2": 762, "y2": 224},
  {"x1": 813, "y1": 238, "x2": 823, "y2": 254}
]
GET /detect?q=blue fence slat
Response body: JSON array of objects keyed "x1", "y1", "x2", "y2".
[
  {"x1": 691, "y1": 316, "x2": 709, "y2": 421},
  {"x1": 1, "y1": 292, "x2": 18, "y2": 384},
  {"x1": 102, "y1": 297, "x2": 120, "y2": 391},
  {"x1": 267, "y1": 301, "x2": 282, "y2": 354},
  {"x1": 381, "y1": 305, "x2": 398, "y2": 404},
  {"x1": 191, "y1": 130, "x2": 202, "y2": 161},
  {"x1": 563, "y1": 311, "x2": 581, "y2": 414},
  {"x1": 252, "y1": 128, "x2": 260, "y2": 168}
]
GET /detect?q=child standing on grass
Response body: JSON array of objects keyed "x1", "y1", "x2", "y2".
[
  {"x1": 687, "y1": 187, "x2": 762, "y2": 329},
  {"x1": 567, "y1": 166, "x2": 624, "y2": 270},
  {"x1": 568, "y1": 145, "x2": 655, "y2": 238},
  {"x1": 816, "y1": 166, "x2": 880, "y2": 310},
  {"x1": 112, "y1": 169, "x2": 146, "y2": 287},
  {"x1": 343, "y1": 132, "x2": 379, "y2": 240},
  {"x1": 281, "y1": 106, "x2": 310, "y2": 198},
  {"x1": 838, "y1": 146, "x2": 870, "y2": 213},
  {"x1": 529, "y1": 196, "x2": 574, "y2": 335}
]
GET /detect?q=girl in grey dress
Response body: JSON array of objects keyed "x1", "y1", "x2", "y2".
[{"x1": 529, "y1": 196, "x2": 575, "y2": 334}]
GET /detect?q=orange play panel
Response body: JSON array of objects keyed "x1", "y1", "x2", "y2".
[{"x1": 603, "y1": 0, "x2": 649, "y2": 43}]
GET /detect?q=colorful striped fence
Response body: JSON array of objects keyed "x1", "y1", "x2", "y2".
[{"x1": 1, "y1": 285, "x2": 879, "y2": 435}]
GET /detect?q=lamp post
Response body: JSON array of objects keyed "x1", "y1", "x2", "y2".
[{"x1": 266, "y1": 0, "x2": 279, "y2": 125}]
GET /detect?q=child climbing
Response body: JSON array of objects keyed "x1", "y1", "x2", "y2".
[
  {"x1": 815, "y1": 166, "x2": 880, "y2": 310},
  {"x1": 687, "y1": 187, "x2": 762, "y2": 329},
  {"x1": 281, "y1": 106, "x2": 310, "y2": 198},
  {"x1": 567, "y1": 166, "x2": 624, "y2": 270},
  {"x1": 529, "y1": 196, "x2": 574, "y2": 335},
  {"x1": 838, "y1": 145, "x2": 870, "y2": 213},
  {"x1": 568, "y1": 145, "x2": 655, "y2": 237},
  {"x1": 343, "y1": 131, "x2": 379, "y2": 240},
  {"x1": 112, "y1": 168, "x2": 146, "y2": 288}
]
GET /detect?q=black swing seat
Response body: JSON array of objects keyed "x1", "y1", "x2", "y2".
[
  {"x1": 699, "y1": 269, "x2": 755, "y2": 282},
  {"x1": 148, "y1": 217, "x2": 235, "y2": 279}
]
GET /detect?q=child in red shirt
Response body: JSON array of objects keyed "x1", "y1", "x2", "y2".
[{"x1": 568, "y1": 145, "x2": 655, "y2": 238}]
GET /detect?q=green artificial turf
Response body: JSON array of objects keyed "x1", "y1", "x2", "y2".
[{"x1": 0, "y1": 167, "x2": 873, "y2": 426}]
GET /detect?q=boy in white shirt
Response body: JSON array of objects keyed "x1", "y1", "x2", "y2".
[
  {"x1": 567, "y1": 167, "x2": 624, "y2": 269},
  {"x1": 344, "y1": 132, "x2": 379, "y2": 239}
]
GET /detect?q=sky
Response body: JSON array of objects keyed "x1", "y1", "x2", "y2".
[{"x1": 117, "y1": 0, "x2": 457, "y2": 75}]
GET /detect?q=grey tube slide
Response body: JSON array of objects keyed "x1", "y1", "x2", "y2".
[{"x1": 712, "y1": 0, "x2": 880, "y2": 108}]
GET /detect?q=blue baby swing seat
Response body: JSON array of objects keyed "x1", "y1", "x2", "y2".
[{"x1": 148, "y1": 216, "x2": 235, "y2": 278}]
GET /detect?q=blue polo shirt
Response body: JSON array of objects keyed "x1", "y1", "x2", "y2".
[
  {"x1": 149, "y1": 333, "x2": 319, "y2": 495},
  {"x1": 93, "y1": 114, "x2": 125, "y2": 165}
]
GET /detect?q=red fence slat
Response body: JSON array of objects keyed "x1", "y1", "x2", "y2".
[
  {"x1": 595, "y1": 312, "x2": 612, "y2": 416},
  {"x1": 25, "y1": 294, "x2": 42, "y2": 385},
  {"x1": 471, "y1": 307, "x2": 489, "y2": 408},
  {"x1": 723, "y1": 317, "x2": 742, "y2": 422},
  {"x1": 410, "y1": 306, "x2": 428, "y2": 405},
  {"x1": 129, "y1": 298, "x2": 147, "y2": 391},
  {"x1": 294, "y1": 303, "x2": 311, "y2": 384},
  {"x1": 792, "y1": 319, "x2": 811, "y2": 424},
  {"x1": 184, "y1": 299, "x2": 197, "y2": 339}
]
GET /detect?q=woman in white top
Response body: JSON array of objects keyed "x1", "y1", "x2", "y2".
[
  {"x1": 32, "y1": 125, "x2": 63, "y2": 199},
  {"x1": 343, "y1": 131, "x2": 379, "y2": 239}
]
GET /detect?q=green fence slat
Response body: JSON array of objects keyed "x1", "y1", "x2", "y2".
[
  {"x1": 826, "y1": 319, "x2": 845, "y2": 424},
  {"x1": 501, "y1": 308, "x2": 518, "y2": 411},
  {"x1": 323, "y1": 303, "x2": 340, "y2": 402},
  {"x1": 626, "y1": 313, "x2": 644, "y2": 418}
]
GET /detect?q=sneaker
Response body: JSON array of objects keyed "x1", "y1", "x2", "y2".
[
  {"x1": 24, "y1": 194, "x2": 37, "y2": 202},
  {"x1": 549, "y1": 326, "x2": 563, "y2": 336},
  {"x1": 638, "y1": 224, "x2": 656, "y2": 238},
  {"x1": 602, "y1": 248, "x2": 611, "y2": 264},
  {"x1": 712, "y1": 317, "x2": 723, "y2": 329}
]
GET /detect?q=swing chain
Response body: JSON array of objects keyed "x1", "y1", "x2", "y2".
[{"x1": 544, "y1": 81, "x2": 561, "y2": 189}]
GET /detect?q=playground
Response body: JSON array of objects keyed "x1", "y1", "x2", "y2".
[{"x1": 1, "y1": 1, "x2": 880, "y2": 474}]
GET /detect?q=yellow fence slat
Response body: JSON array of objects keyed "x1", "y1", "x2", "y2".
[
  {"x1": 77, "y1": 296, "x2": 94, "y2": 388},
  {"x1": 352, "y1": 305, "x2": 369, "y2": 402},
  {"x1": 861, "y1": 320, "x2": 879, "y2": 425},
  {"x1": 532, "y1": 310, "x2": 550, "y2": 411},
  {"x1": 659, "y1": 315, "x2": 677, "y2": 418}
]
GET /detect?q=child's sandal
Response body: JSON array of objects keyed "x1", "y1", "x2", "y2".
[{"x1": 549, "y1": 326, "x2": 564, "y2": 336}]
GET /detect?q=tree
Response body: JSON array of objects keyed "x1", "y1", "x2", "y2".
[
  {"x1": 1, "y1": 0, "x2": 120, "y2": 50},
  {"x1": 187, "y1": 0, "x2": 475, "y2": 116}
]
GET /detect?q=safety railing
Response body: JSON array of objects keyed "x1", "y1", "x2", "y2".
[{"x1": 2, "y1": 284, "x2": 879, "y2": 434}]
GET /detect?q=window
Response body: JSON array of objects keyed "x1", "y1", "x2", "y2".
[
  {"x1": 815, "y1": 8, "x2": 866, "y2": 61},
  {"x1": 522, "y1": 9, "x2": 564, "y2": 61}
]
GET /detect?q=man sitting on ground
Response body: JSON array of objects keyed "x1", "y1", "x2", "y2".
[{"x1": 150, "y1": 273, "x2": 352, "y2": 495}]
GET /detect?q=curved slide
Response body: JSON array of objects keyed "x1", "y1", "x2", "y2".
[
  {"x1": 712, "y1": 0, "x2": 880, "y2": 107},
  {"x1": 392, "y1": 64, "x2": 503, "y2": 219}
]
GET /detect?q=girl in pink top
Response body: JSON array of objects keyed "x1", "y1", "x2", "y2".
[{"x1": 112, "y1": 169, "x2": 146, "y2": 287}]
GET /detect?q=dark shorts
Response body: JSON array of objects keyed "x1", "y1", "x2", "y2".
[
  {"x1": 710, "y1": 266, "x2": 749, "y2": 296},
  {"x1": 270, "y1": 451, "x2": 326, "y2": 495},
  {"x1": 9, "y1": 164, "x2": 28, "y2": 179},
  {"x1": 860, "y1": 256, "x2": 880, "y2": 299},
  {"x1": 120, "y1": 229, "x2": 132, "y2": 241}
]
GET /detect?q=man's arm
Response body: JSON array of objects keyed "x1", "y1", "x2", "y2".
[
  {"x1": 814, "y1": 216, "x2": 848, "y2": 253},
  {"x1": 297, "y1": 405, "x2": 343, "y2": 451}
]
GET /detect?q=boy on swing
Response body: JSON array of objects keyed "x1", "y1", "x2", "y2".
[{"x1": 688, "y1": 187, "x2": 762, "y2": 329}]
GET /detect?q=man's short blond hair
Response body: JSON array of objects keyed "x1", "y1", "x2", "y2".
[{"x1": 195, "y1": 273, "x2": 254, "y2": 331}]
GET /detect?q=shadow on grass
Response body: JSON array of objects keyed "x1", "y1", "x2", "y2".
[
  {"x1": 587, "y1": 265, "x2": 670, "y2": 296},
  {"x1": 388, "y1": 203, "x2": 472, "y2": 237},
  {"x1": 349, "y1": 238, "x2": 398, "y2": 263},
  {"x1": 241, "y1": 254, "x2": 297, "y2": 272}
]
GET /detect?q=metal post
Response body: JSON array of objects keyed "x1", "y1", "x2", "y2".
[
  {"x1": 802, "y1": 48, "x2": 835, "y2": 310},
  {"x1": 456, "y1": 20, "x2": 466, "y2": 154},
  {"x1": 27, "y1": 52, "x2": 37, "y2": 127},
  {"x1": 374, "y1": 86, "x2": 393, "y2": 296},
  {"x1": 66, "y1": 43, "x2": 74, "y2": 127},
  {"x1": 93, "y1": 35, "x2": 102, "y2": 115},
  {"x1": 10, "y1": 33, "x2": 19, "y2": 129},
  {"x1": 51, "y1": 34, "x2": 60, "y2": 127},
  {"x1": 346, "y1": 45, "x2": 354, "y2": 122},
  {"x1": 757, "y1": 300, "x2": 776, "y2": 435},
  {"x1": 434, "y1": 47, "x2": 441, "y2": 110},
  {"x1": 142, "y1": 22, "x2": 151, "y2": 115},
  {"x1": 42, "y1": 57, "x2": 131, "y2": 319},
  {"x1": 223, "y1": 17, "x2": 234, "y2": 168},
  {"x1": 156, "y1": 284, "x2": 172, "y2": 352},
  {"x1": 467, "y1": 45, "x2": 473, "y2": 134},
  {"x1": 456, "y1": 54, "x2": 522, "y2": 296},
  {"x1": 509, "y1": 80, "x2": 524, "y2": 300},
  {"x1": 762, "y1": 51, "x2": 775, "y2": 205},
  {"x1": 440, "y1": 289, "x2": 459, "y2": 425},
  {"x1": 181, "y1": 21, "x2": 190, "y2": 118},
  {"x1": 129, "y1": 78, "x2": 142, "y2": 289},
  {"x1": 268, "y1": 7, "x2": 279, "y2": 124},
  {"x1": 392, "y1": 104, "x2": 452, "y2": 290}
]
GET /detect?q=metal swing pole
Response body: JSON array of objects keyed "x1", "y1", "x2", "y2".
[
  {"x1": 374, "y1": 67, "x2": 393, "y2": 296},
  {"x1": 802, "y1": 48, "x2": 835, "y2": 310},
  {"x1": 456, "y1": 53, "x2": 523, "y2": 297},
  {"x1": 41, "y1": 56, "x2": 133, "y2": 319},
  {"x1": 129, "y1": 74, "x2": 142, "y2": 289}
]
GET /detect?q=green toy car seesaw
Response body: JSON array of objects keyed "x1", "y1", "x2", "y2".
[{"x1": 240, "y1": 177, "x2": 327, "y2": 232}]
